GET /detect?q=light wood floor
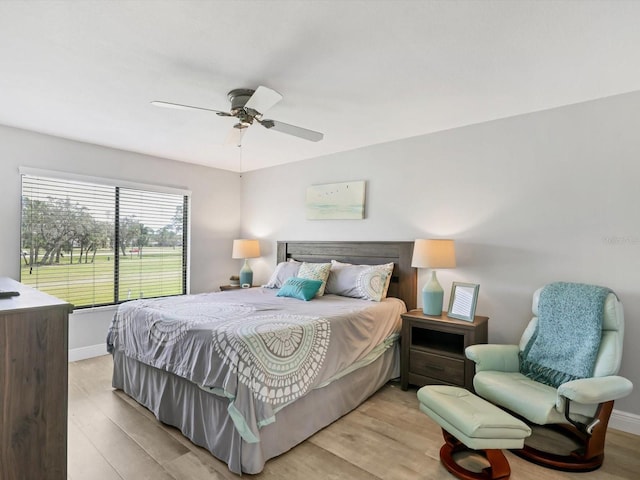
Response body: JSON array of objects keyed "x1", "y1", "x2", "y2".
[{"x1": 68, "y1": 355, "x2": 640, "y2": 479}]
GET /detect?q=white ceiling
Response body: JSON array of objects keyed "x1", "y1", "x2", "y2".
[{"x1": 1, "y1": 1, "x2": 640, "y2": 173}]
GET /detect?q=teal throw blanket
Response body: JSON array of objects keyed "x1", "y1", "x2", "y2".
[{"x1": 520, "y1": 282, "x2": 611, "y2": 388}]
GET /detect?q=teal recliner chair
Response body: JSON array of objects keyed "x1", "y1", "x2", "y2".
[{"x1": 466, "y1": 283, "x2": 633, "y2": 472}]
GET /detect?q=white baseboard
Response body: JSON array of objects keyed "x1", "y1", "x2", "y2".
[
  {"x1": 66, "y1": 344, "x2": 640, "y2": 437},
  {"x1": 610, "y1": 409, "x2": 640, "y2": 436},
  {"x1": 68, "y1": 344, "x2": 108, "y2": 362}
]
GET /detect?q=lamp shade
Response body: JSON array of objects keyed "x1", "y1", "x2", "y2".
[
  {"x1": 232, "y1": 239, "x2": 261, "y2": 259},
  {"x1": 411, "y1": 239, "x2": 456, "y2": 269}
]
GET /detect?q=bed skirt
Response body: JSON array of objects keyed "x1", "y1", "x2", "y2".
[{"x1": 112, "y1": 341, "x2": 399, "y2": 474}]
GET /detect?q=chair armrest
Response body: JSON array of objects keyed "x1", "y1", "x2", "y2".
[
  {"x1": 557, "y1": 376, "x2": 634, "y2": 405},
  {"x1": 465, "y1": 344, "x2": 520, "y2": 372}
]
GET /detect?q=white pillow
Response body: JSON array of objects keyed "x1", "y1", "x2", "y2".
[
  {"x1": 297, "y1": 262, "x2": 332, "y2": 296},
  {"x1": 326, "y1": 260, "x2": 394, "y2": 301},
  {"x1": 263, "y1": 260, "x2": 301, "y2": 288}
]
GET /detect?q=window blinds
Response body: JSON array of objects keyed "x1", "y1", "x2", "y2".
[{"x1": 21, "y1": 174, "x2": 188, "y2": 308}]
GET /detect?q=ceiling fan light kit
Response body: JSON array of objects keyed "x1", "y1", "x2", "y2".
[{"x1": 152, "y1": 85, "x2": 323, "y2": 147}]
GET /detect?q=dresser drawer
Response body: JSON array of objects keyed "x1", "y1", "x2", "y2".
[{"x1": 409, "y1": 350, "x2": 464, "y2": 385}]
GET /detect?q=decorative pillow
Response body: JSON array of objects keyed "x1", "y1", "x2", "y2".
[
  {"x1": 297, "y1": 262, "x2": 332, "y2": 296},
  {"x1": 327, "y1": 260, "x2": 394, "y2": 301},
  {"x1": 263, "y1": 260, "x2": 301, "y2": 288},
  {"x1": 276, "y1": 277, "x2": 323, "y2": 301}
]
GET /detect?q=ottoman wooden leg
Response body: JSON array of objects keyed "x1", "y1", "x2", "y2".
[{"x1": 440, "y1": 429, "x2": 511, "y2": 480}]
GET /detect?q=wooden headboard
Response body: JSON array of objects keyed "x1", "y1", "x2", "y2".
[{"x1": 277, "y1": 241, "x2": 416, "y2": 311}]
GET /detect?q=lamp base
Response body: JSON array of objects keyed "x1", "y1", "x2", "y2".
[
  {"x1": 239, "y1": 259, "x2": 253, "y2": 288},
  {"x1": 422, "y1": 270, "x2": 444, "y2": 316}
]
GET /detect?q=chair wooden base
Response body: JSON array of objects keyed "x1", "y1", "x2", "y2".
[
  {"x1": 510, "y1": 400, "x2": 613, "y2": 472},
  {"x1": 440, "y1": 430, "x2": 511, "y2": 480},
  {"x1": 511, "y1": 443, "x2": 603, "y2": 472}
]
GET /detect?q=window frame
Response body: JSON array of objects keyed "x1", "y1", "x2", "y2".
[{"x1": 19, "y1": 167, "x2": 191, "y2": 308}]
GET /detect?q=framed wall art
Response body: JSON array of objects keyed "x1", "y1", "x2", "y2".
[{"x1": 305, "y1": 180, "x2": 365, "y2": 220}]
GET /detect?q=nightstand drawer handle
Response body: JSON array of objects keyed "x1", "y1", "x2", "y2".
[{"x1": 424, "y1": 364, "x2": 445, "y2": 371}]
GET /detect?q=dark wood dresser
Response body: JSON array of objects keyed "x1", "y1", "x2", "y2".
[{"x1": 0, "y1": 277, "x2": 73, "y2": 480}]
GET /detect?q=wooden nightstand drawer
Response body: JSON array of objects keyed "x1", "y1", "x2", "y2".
[
  {"x1": 409, "y1": 350, "x2": 464, "y2": 385},
  {"x1": 400, "y1": 310, "x2": 488, "y2": 391}
]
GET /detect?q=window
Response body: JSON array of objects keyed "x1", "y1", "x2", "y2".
[{"x1": 20, "y1": 172, "x2": 189, "y2": 308}]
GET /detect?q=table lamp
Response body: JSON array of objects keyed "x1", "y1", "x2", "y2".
[
  {"x1": 411, "y1": 239, "x2": 456, "y2": 315},
  {"x1": 232, "y1": 239, "x2": 261, "y2": 287}
]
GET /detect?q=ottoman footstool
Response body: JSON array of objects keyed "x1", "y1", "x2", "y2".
[{"x1": 417, "y1": 385, "x2": 531, "y2": 480}]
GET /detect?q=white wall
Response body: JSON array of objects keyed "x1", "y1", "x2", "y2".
[
  {"x1": 242, "y1": 91, "x2": 640, "y2": 416},
  {"x1": 2, "y1": 90, "x2": 637, "y2": 420},
  {"x1": 0, "y1": 124, "x2": 242, "y2": 352}
]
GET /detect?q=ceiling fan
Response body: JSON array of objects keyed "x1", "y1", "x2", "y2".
[{"x1": 151, "y1": 86, "x2": 324, "y2": 146}]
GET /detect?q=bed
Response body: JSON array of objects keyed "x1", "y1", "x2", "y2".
[{"x1": 108, "y1": 241, "x2": 416, "y2": 474}]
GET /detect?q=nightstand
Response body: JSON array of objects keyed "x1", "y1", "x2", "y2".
[
  {"x1": 400, "y1": 310, "x2": 488, "y2": 391},
  {"x1": 219, "y1": 284, "x2": 242, "y2": 291}
]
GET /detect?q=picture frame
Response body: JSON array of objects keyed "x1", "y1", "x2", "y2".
[
  {"x1": 447, "y1": 282, "x2": 480, "y2": 322},
  {"x1": 305, "y1": 180, "x2": 366, "y2": 220}
]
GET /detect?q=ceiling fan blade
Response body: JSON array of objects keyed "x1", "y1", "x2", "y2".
[
  {"x1": 151, "y1": 101, "x2": 230, "y2": 116},
  {"x1": 225, "y1": 125, "x2": 247, "y2": 147},
  {"x1": 259, "y1": 119, "x2": 323, "y2": 142},
  {"x1": 244, "y1": 86, "x2": 283, "y2": 115}
]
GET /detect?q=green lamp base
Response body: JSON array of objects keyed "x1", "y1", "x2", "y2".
[{"x1": 422, "y1": 270, "x2": 444, "y2": 316}]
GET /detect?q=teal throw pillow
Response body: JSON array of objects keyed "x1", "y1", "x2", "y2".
[{"x1": 276, "y1": 277, "x2": 323, "y2": 301}]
